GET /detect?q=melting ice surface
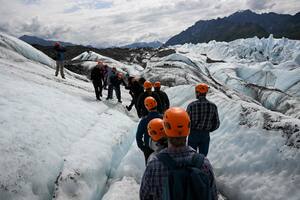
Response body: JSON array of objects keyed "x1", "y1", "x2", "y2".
[{"x1": 0, "y1": 32, "x2": 299, "y2": 200}]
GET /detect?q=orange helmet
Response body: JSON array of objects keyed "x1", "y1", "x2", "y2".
[
  {"x1": 154, "y1": 81, "x2": 161, "y2": 88},
  {"x1": 163, "y1": 107, "x2": 190, "y2": 137},
  {"x1": 147, "y1": 118, "x2": 166, "y2": 142},
  {"x1": 195, "y1": 83, "x2": 209, "y2": 94},
  {"x1": 144, "y1": 81, "x2": 152, "y2": 90},
  {"x1": 144, "y1": 96, "x2": 157, "y2": 111}
]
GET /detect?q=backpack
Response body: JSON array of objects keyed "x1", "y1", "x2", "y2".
[{"x1": 157, "y1": 153, "x2": 212, "y2": 200}]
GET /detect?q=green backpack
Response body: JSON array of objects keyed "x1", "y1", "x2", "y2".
[{"x1": 157, "y1": 153, "x2": 212, "y2": 200}]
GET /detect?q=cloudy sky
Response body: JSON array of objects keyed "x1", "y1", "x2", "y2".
[{"x1": 0, "y1": 0, "x2": 299, "y2": 47}]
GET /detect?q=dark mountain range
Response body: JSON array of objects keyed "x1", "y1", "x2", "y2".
[
  {"x1": 32, "y1": 44, "x2": 159, "y2": 67},
  {"x1": 121, "y1": 41, "x2": 162, "y2": 48},
  {"x1": 33, "y1": 44, "x2": 162, "y2": 75},
  {"x1": 19, "y1": 35, "x2": 77, "y2": 47},
  {"x1": 20, "y1": 35, "x2": 163, "y2": 49},
  {"x1": 165, "y1": 10, "x2": 300, "y2": 46}
]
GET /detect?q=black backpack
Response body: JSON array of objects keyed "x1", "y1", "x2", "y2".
[{"x1": 157, "y1": 153, "x2": 212, "y2": 200}]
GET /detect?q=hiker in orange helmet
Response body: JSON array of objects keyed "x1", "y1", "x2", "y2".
[
  {"x1": 136, "y1": 97, "x2": 162, "y2": 164},
  {"x1": 147, "y1": 118, "x2": 167, "y2": 162},
  {"x1": 140, "y1": 107, "x2": 218, "y2": 200},
  {"x1": 136, "y1": 80, "x2": 163, "y2": 118},
  {"x1": 153, "y1": 81, "x2": 170, "y2": 112},
  {"x1": 186, "y1": 83, "x2": 220, "y2": 156}
]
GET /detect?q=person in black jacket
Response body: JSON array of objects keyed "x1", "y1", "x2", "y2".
[
  {"x1": 54, "y1": 42, "x2": 66, "y2": 79},
  {"x1": 153, "y1": 81, "x2": 170, "y2": 113},
  {"x1": 136, "y1": 81, "x2": 163, "y2": 118},
  {"x1": 90, "y1": 63, "x2": 104, "y2": 101},
  {"x1": 125, "y1": 77, "x2": 144, "y2": 111}
]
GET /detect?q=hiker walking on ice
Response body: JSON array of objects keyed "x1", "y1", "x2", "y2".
[
  {"x1": 136, "y1": 81, "x2": 163, "y2": 118},
  {"x1": 125, "y1": 77, "x2": 144, "y2": 111},
  {"x1": 153, "y1": 81, "x2": 170, "y2": 113},
  {"x1": 91, "y1": 62, "x2": 104, "y2": 101},
  {"x1": 140, "y1": 107, "x2": 218, "y2": 200},
  {"x1": 136, "y1": 97, "x2": 162, "y2": 164},
  {"x1": 107, "y1": 69, "x2": 126, "y2": 103},
  {"x1": 147, "y1": 118, "x2": 168, "y2": 162},
  {"x1": 186, "y1": 83, "x2": 220, "y2": 156}
]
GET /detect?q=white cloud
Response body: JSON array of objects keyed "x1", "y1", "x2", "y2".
[
  {"x1": 0, "y1": 0, "x2": 299, "y2": 47},
  {"x1": 246, "y1": 0, "x2": 275, "y2": 10}
]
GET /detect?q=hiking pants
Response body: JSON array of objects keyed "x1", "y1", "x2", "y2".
[
  {"x1": 93, "y1": 81, "x2": 102, "y2": 100},
  {"x1": 103, "y1": 76, "x2": 108, "y2": 89},
  {"x1": 188, "y1": 130, "x2": 210, "y2": 156},
  {"x1": 107, "y1": 84, "x2": 113, "y2": 99},
  {"x1": 107, "y1": 85, "x2": 121, "y2": 101},
  {"x1": 55, "y1": 61, "x2": 65, "y2": 78},
  {"x1": 114, "y1": 85, "x2": 121, "y2": 101},
  {"x1": 128, "y1": 94, "x2": 138, "y2": 110}
]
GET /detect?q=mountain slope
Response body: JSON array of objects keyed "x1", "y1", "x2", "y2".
[
  {"x1": 0, "y1": 32, "x2": 140, "y2": 200},
  {"x1": 0, "y1": 33, "x2": 55, "y2": 67},
  {"x1": 165, "y1": 10, "x2": 300, "y2": 46},
  {"x1": 120, "y1": 41, "x2": 162, "y2": 49}
]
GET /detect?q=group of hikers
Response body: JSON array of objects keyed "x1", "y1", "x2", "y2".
[
  {"x1": 53, "y1": 42, "x2": 221, "y2": 200},
  {"x1": 53, "y1": 42, "x2": 129, "y2": 103},
  {"x1": 91, "y1": 62, "x2": 127, "y2": 103},
  {"x1": 90, "y1": 61, "x2": 221, "y2": 199},
  {"x1": 90, "y1": 61, "x2": 171, "y2": 110},
  {"x1": 91, "y1": 61, "x2": 171, "y2": 120},
  {"x1": 136, "y1": 83, "x2": 220, "y2": 200}
]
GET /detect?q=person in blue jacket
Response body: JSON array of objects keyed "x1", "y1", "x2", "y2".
[
  {"x1": 54, "y1": 42, "x2": 66, "y2": 79},
  {"x1": 136, "y1": 97, "x2": 162, "y2": 164}
]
